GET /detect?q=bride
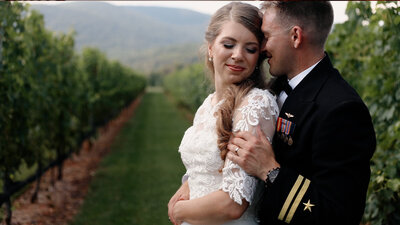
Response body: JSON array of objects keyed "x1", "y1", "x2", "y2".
[{"x1": 168, "y1": 2, "x2": 279, "y2": 224}]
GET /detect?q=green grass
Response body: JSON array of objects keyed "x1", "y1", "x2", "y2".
[{"x1": 70, "y1": 91, "x2": 189, "y2": 225}]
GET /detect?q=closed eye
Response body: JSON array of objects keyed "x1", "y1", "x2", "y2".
[
  {"x1": 246, "y1": 48, "x2": 258, "y2": 54},
  {"x1": 224, "y1": 44, "x2": 234, "y2": 49}
]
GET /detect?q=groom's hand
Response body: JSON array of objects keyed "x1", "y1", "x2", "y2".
[
  {"x1": 168, "y1": 181, "x2": 189, "y2": 225},
  {"x1": 227, "y1": 126, "x2": 280, "y2": 180}
]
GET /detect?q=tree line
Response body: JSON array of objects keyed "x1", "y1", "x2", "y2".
[
  {"x1": 163, "y1": 2, "x2": 400, "y2": 225},
  {"x1": 0, "y1": 2, "x2": 146, "y2": 224}
]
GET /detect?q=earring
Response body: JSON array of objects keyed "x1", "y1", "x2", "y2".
[
  {"x1": 255, "y1": 66, "x2": 259, "y2": 70},
  {"x1": 208, "y1": 57, "x2": 213, "y2": 62}
]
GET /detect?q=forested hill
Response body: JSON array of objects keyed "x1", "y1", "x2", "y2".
[{"x1": 30, "y1": 2, "x2": 210, "y2": 74}]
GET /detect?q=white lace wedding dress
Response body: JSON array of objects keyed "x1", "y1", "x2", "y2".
[{"x1": 179, "y1": 88, "x2": 279, "y2": 225}]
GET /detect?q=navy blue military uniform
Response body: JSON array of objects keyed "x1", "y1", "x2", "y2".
[{"x1": 259, "y1": 54, "x2": 376, "y2": 225}]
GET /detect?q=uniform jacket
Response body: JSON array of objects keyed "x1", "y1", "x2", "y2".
[{"x1": 258, "y1": 54, "x2": 376, "y2": 225}]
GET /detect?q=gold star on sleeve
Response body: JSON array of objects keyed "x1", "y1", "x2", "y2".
[{"x1": 303, "y1": 199, "x2": 315, "y2": 212}]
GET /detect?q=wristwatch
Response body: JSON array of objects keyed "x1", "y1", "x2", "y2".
[{"x1": 265, "y1": 167, "x2": 280, "y2": 188}]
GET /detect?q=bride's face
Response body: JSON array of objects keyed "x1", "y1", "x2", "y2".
[{"x1": 209, "y1": 21, "x2": 260, "y2": 88}]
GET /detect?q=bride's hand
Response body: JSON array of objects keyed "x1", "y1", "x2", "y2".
[
  {"x1": 172, "y1": 200, "x2": 186, "y2": 225},
  {"x1": 168, "y1": 181, "x2": 189, "y2": 225}
]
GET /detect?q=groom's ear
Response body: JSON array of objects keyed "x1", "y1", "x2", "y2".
[{"x1": 290, "y1": 26, "x2": 303, "y2": 49}]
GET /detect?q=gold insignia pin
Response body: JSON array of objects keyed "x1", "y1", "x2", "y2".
[
  {"x1": 285, "y1": 112, "x2": 294, "y2": 118},
  {"x1": 303, "y1": 199, "x2": 315, "y2": 212}
]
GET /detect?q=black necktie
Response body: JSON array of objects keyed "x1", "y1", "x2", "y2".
[
  {"x1": 282, "y1": 78, "x2": 292, "y2": 95},
  {"x1": 270, "y1": 75, "x2": 292, "y2": 96}
]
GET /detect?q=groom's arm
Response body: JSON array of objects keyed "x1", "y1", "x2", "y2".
[
  {"x1": 228, "y1": 101, "x2": 376, "y2": 225},
  {"x1": 260, "y1": 102, "x2": 375, "y2": 225}
]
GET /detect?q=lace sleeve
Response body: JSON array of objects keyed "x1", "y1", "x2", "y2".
[{"x1": 221, "y1": 88, "x2": 279, "y2": 205}]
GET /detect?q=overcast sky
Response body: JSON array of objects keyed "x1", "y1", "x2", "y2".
[{"x1": 28, "y1": 1, "x2": 349, "y2": 24}]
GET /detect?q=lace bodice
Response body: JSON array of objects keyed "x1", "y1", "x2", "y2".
[{"x1": 178, "y1": 88, "x2": 279, "y2": 224}]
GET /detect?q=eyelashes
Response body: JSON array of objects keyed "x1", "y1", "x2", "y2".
[
  {"x1": 246, "y1": 48, "x2": 258, "y2": 54},
  {"x1": 223, "y1": 44, "x2": 234, "y2": 49},
  {"x1": 223, "y1": 43, "x2": 258, "y2": 54}
]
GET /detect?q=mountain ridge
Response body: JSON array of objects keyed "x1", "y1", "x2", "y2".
[{"x1": 30, "y1": 2, "x2": 210, "y2": 74}]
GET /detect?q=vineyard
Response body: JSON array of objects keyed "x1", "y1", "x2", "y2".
[
  {"x1": 1, "y1": 1, "x2": 399, "y2": 225},
  {"x1": 0, "y1": 2, "x2": 146, "y2": 224}
]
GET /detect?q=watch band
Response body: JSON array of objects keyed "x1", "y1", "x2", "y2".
[{"x1": 265, "y1": 167, "x2": 280, "y2": 188}]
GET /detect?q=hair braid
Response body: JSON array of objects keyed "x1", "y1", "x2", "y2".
[{"x1": 216, "y1": 79, "x2": 255, "y2": 162}]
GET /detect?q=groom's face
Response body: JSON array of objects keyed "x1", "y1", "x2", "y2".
[{"x1": 261, "y1": 8, "x2": 293, "y2": 77}]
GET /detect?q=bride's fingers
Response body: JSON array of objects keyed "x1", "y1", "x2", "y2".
[
  {"x1": 168, "y1": 195, "x2": 180, "y2": 224},
  {"x1": 168, "y1": 209, "x2": 176, "y2": 224}
]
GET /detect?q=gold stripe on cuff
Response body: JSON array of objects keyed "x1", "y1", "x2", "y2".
[
  {"x1": 278, "y1": 175, "x2": 304, "y2": 221},
  {"x1": 285, "y1": 178, "x2": 311, "y2": 223}
]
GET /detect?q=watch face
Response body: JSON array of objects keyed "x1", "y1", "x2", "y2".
[{"x1": 269, "y1": 169, "x2": 280, "y2": 183}]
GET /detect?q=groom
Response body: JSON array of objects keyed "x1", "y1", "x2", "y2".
[{"x1": 227, "y1": 1, "x2": 376, "y2": 225}]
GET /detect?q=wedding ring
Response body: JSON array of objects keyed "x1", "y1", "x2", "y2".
[{"x1": 235, "y1": 146, "x2": 240, "y2": 153}]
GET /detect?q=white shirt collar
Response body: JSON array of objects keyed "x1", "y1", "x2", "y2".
[
  {"x1": 277, "y1": 58, "x2": 323, "y2": 110},
  {"x1": 288, "y1": 59, "x2": 322, "y2": 90}
]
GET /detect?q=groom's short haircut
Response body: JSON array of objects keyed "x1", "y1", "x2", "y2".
[{"x1": 261, "y1": 1, "x2": 334, "y2": 49}]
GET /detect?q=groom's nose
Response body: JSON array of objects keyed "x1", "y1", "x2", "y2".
[{"x1": 261, "y1": 39, "x2": 268, "y2": 53}]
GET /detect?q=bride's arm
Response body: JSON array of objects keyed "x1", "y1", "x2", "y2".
[
  {"x1": 172, "y1": 90, "x2": 278, "y2": 225},
  {"x1": 173, "y1": 190, "x2": 248, "y2": 225},
  {"x1": 168, "y1": 181, "x2": 190, "y2": 225}
]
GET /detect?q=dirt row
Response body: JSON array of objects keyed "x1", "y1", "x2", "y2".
[{"x1": 1, "y1": 95, "x2": 142, "y2": 225}]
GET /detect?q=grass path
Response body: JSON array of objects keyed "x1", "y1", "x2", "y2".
[{"x1": 70, "y1": 91, "x2": 190, "y2": 225}]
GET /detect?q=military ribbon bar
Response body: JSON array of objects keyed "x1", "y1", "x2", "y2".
[
  {"x1": 277, "y1": 117, "x2": 283, "y2": 132},
  {"x1": 285, "y1": 121, "x2": 291, "y2": 135},
  {"x1": 276, "y1": 117, "x2": 296, "y2": 136}
]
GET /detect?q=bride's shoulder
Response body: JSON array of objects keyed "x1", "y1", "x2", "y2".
[
  {"x1": 245, "y1": 87, "x2": 277, "y2": 104},
  {"x1": 237, "y1": 87, "x2": 279, "y2": 115},
  {"x1": 203, "y1": 92, "x2": 215, "y2": 103},
  {"x1": 193, "y1": 92, "x2": 214, "y2": 116},
  {"x1": 197, "y1": 92, "x2": 214, "y2": 108}
]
